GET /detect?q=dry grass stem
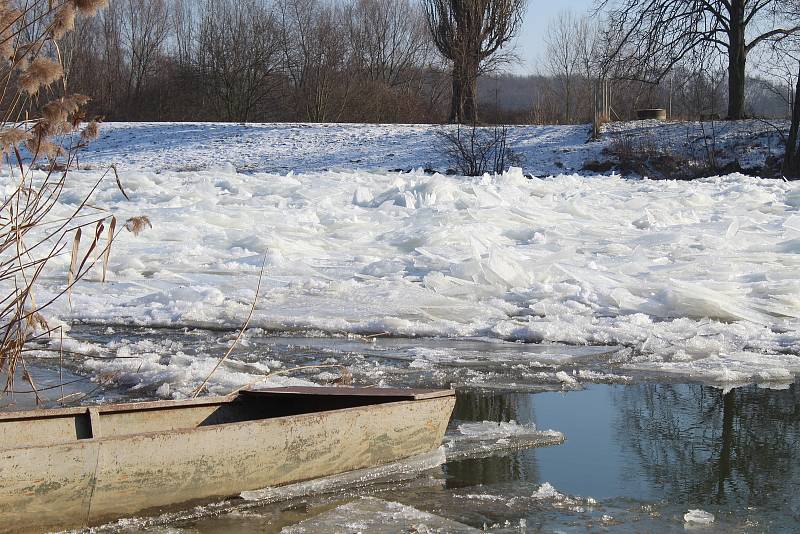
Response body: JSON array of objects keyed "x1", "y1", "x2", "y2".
[
  {"x1": 102, "y1": 216, "x2": 115, "y2": 282},
  {"x1": 0, "y1": 0, "x2": 114, "y2": 397},
  {"x1": 193, "y1": 250, "x2": 269, "y2": 398},
  {"x1": 67, "y1": 228, "x2": 81, "y2": 307}
]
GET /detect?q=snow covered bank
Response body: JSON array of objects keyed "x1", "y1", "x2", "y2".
[{"x1": 82, "y1": 120, "x2": 786, "y2": 179}]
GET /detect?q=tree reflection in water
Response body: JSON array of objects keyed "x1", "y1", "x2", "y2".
[
  {"x1": 445, "y1": 389, "x2": 539, "y2": 488},
  {"x1": 612, "y1": 381, "x2": 800, "y2": 511}
]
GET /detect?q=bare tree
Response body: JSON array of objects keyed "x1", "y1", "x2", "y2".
[
  {"x1": 344, "y1": 0, "x2": 435, "y2": 121},
  {"x1": 598, "y1": 0, "x2": 800, "y2": 120},
  {"x1": 125, "y1": 0, "x2": 170, "y2": 102},
  {"x1": 423, "y1": 0, "x2": 526, "y2": 124},
  {"x1": 277, "y1": 0, "x2": 353, "y2": 122},
  {"x1": 171, "y1": 0, "x2": 195, "y2": 72},
  {"x1": 783, "y1": 63, "x2": 800, "y2": 175},
  {"x1": 346, "y1": 0, "x2": 431, "y2": 86},
  {"x1": 196, "y1": 0, "x2": 281, "y2": 122},
  {"x1": 544, "y1": 11, "x2": 582, "y2": 123}
]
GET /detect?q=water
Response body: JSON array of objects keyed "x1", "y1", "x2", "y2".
[{"x1": 11, "y1": 328, "x2": 800, "y2": 532}]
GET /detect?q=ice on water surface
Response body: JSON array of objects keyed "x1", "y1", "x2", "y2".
[
  {"x1": 7, "y1": 122, "x2": 800, "y2": 394},
  {"x1": 445, "y1": 420, "x2": 564, "y2": 460},
  {"x1": 684, "y1": 509, "x2": 715, "y2": 525},
  {"x1": 281, "y1": 497, "x2": 480, "y2": 533}
]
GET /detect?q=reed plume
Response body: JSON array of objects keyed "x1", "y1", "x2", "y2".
[
  {"x1": 51, "y1": 3, "x2": 76, "y2": 40},
  {"x1": 18, "y1": 57, "x2": 63, "y2": 95},
  {"x1": 124, "y1": 216, "x2": 152, "y2": 236},
  {"x1": 81, "y1": 120, "x2": 100, "y2": 141},
  {"x1": 74, "y1": 0, "x2": 110, "y2": 16},
  {"x1": 0, "y1": 6, "x2": 20, "y2": 60},
  {"x1": 0, "y1": 128, "x2": 31, "y2": 154}
]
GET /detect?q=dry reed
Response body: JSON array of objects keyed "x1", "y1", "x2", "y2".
[
  {"x1": 0, "y1": 0, "x2": 122, "y2": 398},
  {"x1": 74, "y1": 0, "x2": 109, "y2": 17}
]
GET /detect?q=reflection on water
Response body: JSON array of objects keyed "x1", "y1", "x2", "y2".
[
  {"x1": 446, "y1": 390, "x2": 539, "y2": 489},
  {"x1": 612, "y1": 384, "x2": 800, "y2": 512},
  {"x1": 448, "y1": 383, "x2": 800, "y2": 531}
]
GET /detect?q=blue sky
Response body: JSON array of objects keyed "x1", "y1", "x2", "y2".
[{"x1": 512, "y1": 0, "x2": 595, "y2": 74}]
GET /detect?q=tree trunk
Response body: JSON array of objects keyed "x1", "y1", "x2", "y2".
[
  {"x1": 449, "y1": 62, "x2": 463, "y2": 123},
  {"x1": 462, "y1": 58, "x2": 479, "y2": 124},
  {"x1": 448, "y1": 56, "x2": 479, "y2": 124},
  {"x1": 783, "y1": 62, "x2": 800, "y2": 178},
  {"x1": 716, "y1": 390, "x2": 735, "y2": 500},
  {"x1": 727, "y1": 1, "x2": 747, "y2": 120}
]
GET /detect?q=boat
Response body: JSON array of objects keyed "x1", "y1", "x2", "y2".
[{"x1": 0, "y1": 386, "x2": 456, "y2": 533}]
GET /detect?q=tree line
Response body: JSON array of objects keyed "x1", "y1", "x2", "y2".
[
  {"x1": 58, "y1": 0, "x2": 445, "y2": 123},
  {"x1": 38, "y1": 0, "x2": 800, "y2": 125}
]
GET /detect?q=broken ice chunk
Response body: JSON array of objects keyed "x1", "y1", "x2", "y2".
[
  {"x1": 684, "y1": 509, "x2": 715, "y2": 525},
  {"x1": 281, "y1": 497, "x2": 479, "y2": 533},
  {"x1": 445, "y1": 420, "x2": 564, "y2": 460}
]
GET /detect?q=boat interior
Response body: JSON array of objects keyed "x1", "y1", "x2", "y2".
[{"x1": 0, "y1": 387, "x2": 453, "y2": 449}]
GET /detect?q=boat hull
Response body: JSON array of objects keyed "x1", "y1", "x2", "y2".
[{"x1": 0, "y1": 388, "x2": 455, "y2": 533}]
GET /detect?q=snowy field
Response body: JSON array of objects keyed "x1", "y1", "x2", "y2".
[
  {"x1": 81, "y1": 122, "x2": 596, "y2": 176},
  {"x1": 12, "y1": 121, "x2": 800, "y2": 396}
]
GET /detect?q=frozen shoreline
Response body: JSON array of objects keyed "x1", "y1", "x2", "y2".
[{"x1": 6, "y1": 122, "x2": 800, "y2": 394}]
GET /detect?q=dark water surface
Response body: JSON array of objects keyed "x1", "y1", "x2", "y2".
[{"x1": 450, "y1": 384, "x2": 800, "y2": 531}]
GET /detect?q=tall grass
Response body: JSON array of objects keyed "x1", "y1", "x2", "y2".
[{"x1": 0, "y1": 0, "x2": 121, "y2": 399}]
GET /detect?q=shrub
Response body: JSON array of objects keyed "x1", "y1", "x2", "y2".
[{"x1": 436, "y1": 123, "x2": 524, "y2": 177}]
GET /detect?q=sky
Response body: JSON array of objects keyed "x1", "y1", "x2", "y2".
[{"x1": 513, "y1": 0, "x2": 595, "y2": 74}]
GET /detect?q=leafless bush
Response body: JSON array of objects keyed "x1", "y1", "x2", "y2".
[
  {"x1": 608, "y1": 133, "x2": 664, "y2": 161},
  {"x1": 437, "y1": 124, "x2": 523, "y2": 176},
  {"x1": 606, "y1": 127, "x2": 721, "y2": 179}
]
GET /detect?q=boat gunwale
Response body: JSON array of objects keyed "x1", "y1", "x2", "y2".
[
  {"x1": 0, "y1": 394, "x2": 236, "y2": 422},
  {"x1": 0, "y1": 387, "x2": 454, "y2": 422},
  {"x1": 0, "y1": 389, "x2": 455, "y2": 452}
]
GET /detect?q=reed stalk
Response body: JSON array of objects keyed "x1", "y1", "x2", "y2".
[{"x1": 0, "y1": 0, "x2": 119, "y2": 397}]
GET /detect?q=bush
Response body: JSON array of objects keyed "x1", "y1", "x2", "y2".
[{"x1": 436, "y1": 123, "x2": 524, "y2": 176}]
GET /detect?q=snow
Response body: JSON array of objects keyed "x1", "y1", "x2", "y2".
[
  {"x1": 81, "y1": 122, "x2": 595, "y2": 176},
  {"x1": 9, "y1": 121, "x2": 800, "y2": 394}
]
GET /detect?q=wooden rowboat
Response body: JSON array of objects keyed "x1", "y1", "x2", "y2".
[{"x1": 0, "y1": 386, "x2": 456, "y2": 533}]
